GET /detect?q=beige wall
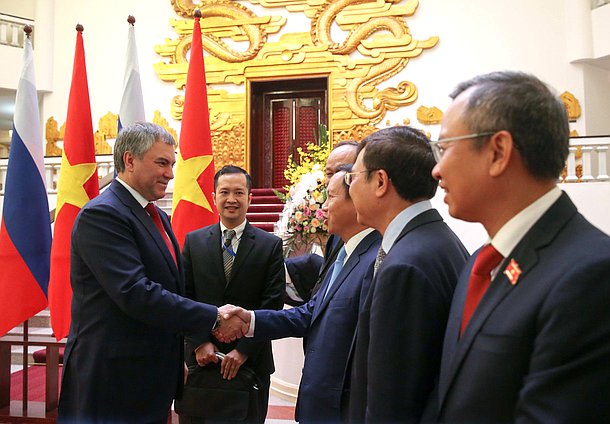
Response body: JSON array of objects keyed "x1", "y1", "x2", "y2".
[{"x1": 0, "y1": 0, "x2": 35, "y2": 19}]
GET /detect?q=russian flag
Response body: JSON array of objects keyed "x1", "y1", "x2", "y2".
[
  {"x1": 118, "y1": 15, "x2": 145, "y2": 131},
  {"x1": 0, "y1": 33, "x2": 52, "y2": 336}
]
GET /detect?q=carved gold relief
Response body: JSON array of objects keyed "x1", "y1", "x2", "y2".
[
  {"x1": 561, "y1": 91, "x2": 581, "y2": 122},
  {"x1": 155, "y1": 0, "x2": 438, "y2": 162},
  {"x1": 212, "y1": 122, "x2": 247, "y2": 170},
  {"x1": 44, "y1": 111, "x2": 179, "y2": 157},
  {"x1": 45, "y1": 117, "x2": 63, "y2": 156},
  {"x1": 93, "y1": 112, "x2": 118, "y2": 154},
  {"x1": 417, "y1": 105, "x2": 443, "y2": 125},
  {"x1": 153, "y1": 110, "x2": 179, "y2": 141},
  {"x1": 94, "y1": 131, "x2": 112, "y2": 155}
]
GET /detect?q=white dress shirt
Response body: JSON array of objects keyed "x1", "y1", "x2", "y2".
[
  {"x1": 489, "y1": 186, "x2": 562, "y2": 277},
  {"x1": 381, "y1": 200, "x2": 433, "y2": 254}
]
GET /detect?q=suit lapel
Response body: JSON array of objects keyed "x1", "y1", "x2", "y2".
[
  {"x1": 394, "y1": 209, "x2": 443, "y2": 245},
  {"x1": 312, "y1": 232, "x2": 377, "y2": 323},
  {"x1": 311, "y1": 252, "x2": 359, "y2": 322},
  {"x1": 438, "y1": 259, "x2": 471, "y2": 400},
  {"x1": 110, "y1": 181, "x2": 179, "y2": 279},
  {"x1": 227, "y1": 223, "x2": 255, "y2": 286},
  {"x1": 437, "y1": 192, "x2": 578, "y2": 411},
  {"x1": 206, "y1": 224, "x2": 226, "y2": 285}
]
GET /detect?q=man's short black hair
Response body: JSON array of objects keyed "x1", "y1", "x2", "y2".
[
  {"x1": 213, "y1": 165, "x2": 252, "y2": 193},
  {"x1": 358, "y1": 126, "x2": 438, "y2": 201}
]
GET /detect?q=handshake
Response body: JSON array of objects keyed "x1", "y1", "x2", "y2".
[{"x1": 211, "y1": 304, "x2": 252, "y2": 343}]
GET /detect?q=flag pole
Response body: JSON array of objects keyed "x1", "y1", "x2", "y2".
[
  {"x1": 22, "y1": 24, "x2": 33, "y2": 415},
  {"x1": 48, "y1": 22, "x2": 99, "y2": 341}
]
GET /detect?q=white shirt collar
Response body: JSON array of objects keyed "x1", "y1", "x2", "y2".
[
  {"x1": 343, "y1": 228, "x2": 375, "y2": 262},
  {"x1": 116, "y1": 177, "x2": 149, "y2": 209},
  {"x1": 382, "y1": 200, "x2": 433, "y2": 254},
  {"x1": 220, "y1": 219, "x2": 247, "y2": 241},
  {"x1": 491, "y1": 186, "x2": 562, "y2": 258}
]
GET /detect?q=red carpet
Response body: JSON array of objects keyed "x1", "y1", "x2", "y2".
[
  {"x1": 10, "y1": 366, "x2": 61, "y2": 402},
  {"x1": 248, "y1": 188, "x2": 285, "y2": 233},
  {"x1": 267, "y1": 405, "x2": 296, "y2": 420}
]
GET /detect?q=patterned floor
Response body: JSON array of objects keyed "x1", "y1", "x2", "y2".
[
  {"x1": 265, "y1": 393, "x2": 297, "y2": 423},
  {"x1": 9, "y1": 364, "x2": 297, "y2": 423}
]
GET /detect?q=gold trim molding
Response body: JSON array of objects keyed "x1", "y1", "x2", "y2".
[
  {"x1": 154, "y1": 0, "x2": 438, "y2": 167},
  {"x1": 561, "y1": 91, "x2": 581, "y2": 122},
  {"x1": 416, "y1": 105, "x2": 443, "y2": 125},
  {"x1": 45, "y1": 111, "x2": 179, "y2": 157}
]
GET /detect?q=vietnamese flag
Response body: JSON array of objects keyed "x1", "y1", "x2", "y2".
[
  {"x1": 171, "y1": 9, "x2": 218, "y2": 248},
  {"x1": 48, "y1": 24, "x2": 99, "y2": 341}
]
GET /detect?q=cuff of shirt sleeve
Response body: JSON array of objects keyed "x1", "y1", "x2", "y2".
[{"x1": 246, "y1": 311, "x2": 255, "y2": 337}]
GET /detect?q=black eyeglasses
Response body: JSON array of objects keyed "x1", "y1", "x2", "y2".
[{"x1": 429, "y1": 131, "x2": 498, "y2": 162}]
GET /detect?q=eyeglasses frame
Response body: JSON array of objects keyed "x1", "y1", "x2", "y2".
[
  {"x1": 344, "y1": 169, "x2": 373, "y2": 187},
  {"x1": 429, "y1": 131, "x2": 498, "y2": 162}
]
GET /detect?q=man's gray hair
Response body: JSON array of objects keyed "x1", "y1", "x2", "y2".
[{"x1": 114, "y1": 122, "x2": 176, "y2": 173}]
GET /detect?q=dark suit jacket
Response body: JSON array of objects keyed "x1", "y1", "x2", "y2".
[
  {"x1": 284, "y1": 253, "x2": 324, "y2": 306},
  {"x1": 255, "y1": 230, "x2": 381, "y2": 423},
  {"x1": 182, "y1": 222, "x2": 285, "y2": 379},
  {"x1": 347, "y1": 209, "x2": 468, "y2": 423},
  {"x1": 285, "y1": 234, "x2": 343, "y2": 305},
  {"x1": 58, "y1": 180, "x2": 217, "y2": 424},
  {"x1": 430, "y1": 192, "x2": 610, "y2": 423}
]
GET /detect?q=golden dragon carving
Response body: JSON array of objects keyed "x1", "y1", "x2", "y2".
[
  {"x1": 171, "y1": 0, "x2": 266, "y2": 63},
  {"x1": 310, "y1": 0, "x2": 437, "y2": 122}
]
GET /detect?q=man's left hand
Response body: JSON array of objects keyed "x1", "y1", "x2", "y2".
[{"x1": 220, "y1": 349, "x2": 248, "y2": 380}]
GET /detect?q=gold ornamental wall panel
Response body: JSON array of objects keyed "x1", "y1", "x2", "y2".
[{"x1": 154, "y1": 0, "x2": 438, "y2": 168}]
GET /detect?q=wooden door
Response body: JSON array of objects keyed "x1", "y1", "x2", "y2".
[{"x1": 250, "y1": 78, "x2": 327, "y2": 188}]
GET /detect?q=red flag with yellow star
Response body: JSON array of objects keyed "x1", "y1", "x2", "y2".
[
  {"x1": 171, "y1": 10, "x2": 218, "y2": 248},
  {"x1": 48, "y1": 25, "x2": 99, "y2": 340}
]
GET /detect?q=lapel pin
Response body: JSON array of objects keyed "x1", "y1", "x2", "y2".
[{"x1": 503, "y1": 259, "x2": 522, "y2": 286}]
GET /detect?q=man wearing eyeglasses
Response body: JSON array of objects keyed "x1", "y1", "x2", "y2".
[
  {"x1": 427, "y1": 71, "x2": 610, "y2": 423},
  {"x1": 344, "y1": 126, "x2": 469, "y2": 423},
  {"x1": 284, "y1": 140, "x2": 360, "y2": 305},
  {"x1": 218, "y1": 167, "x2": 381, "y2": 423}
]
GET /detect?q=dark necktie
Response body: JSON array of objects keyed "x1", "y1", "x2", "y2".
[
  {"x1": 460, "y1": 244, "x2": 503, "y2": 335},
  {"x1": 323, "y1": 246, "x2": 347, "y2": 300},
  {"x1": 223, "y1": 229, "x2": 236, "y2": 283},
  {"x1": 373, "y1": 246, "x2": 387, "y2": 276},
  {"x1": 145, "y1": 203, "x2": 176, "y2": 265}
]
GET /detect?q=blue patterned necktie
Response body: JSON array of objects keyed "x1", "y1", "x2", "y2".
[
  {"x1": 323, "y1": 246, "x2": 347, "y2": 300},
  {"x1": 223, "y1": 229, "x2": 236, "y2": 283}
]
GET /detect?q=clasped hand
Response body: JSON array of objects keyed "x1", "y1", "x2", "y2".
[
  {"x1": 194, "y1": 343, "x2": 248, "y2": 380},
  {"x1": 212, "y1": 304, "x2": 252, "y2": 343}
]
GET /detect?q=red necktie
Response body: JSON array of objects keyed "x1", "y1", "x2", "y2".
[
  {"x1": 145, "y1": 203, "x2": 177, "y2": 265},
  {"x1": 460, "y1": 244, "x2": 503, "y2": 335}
]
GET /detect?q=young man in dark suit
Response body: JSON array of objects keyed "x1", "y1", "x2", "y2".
[
  {"x1": 58, "y1": 123, "x2": 246, "y2": 424},
  {"x1": 345, "y1": 126, "x2": 469, "y2": 423},
  {"x1": 428, "y1": 71, "x2": 610, "y2": 423},
  {"x1": 181, "y1": 165, "x2": 285, "y2": 423},
  {"x1": 220, "y1": 167, "x2": 381, "y2": 423}
]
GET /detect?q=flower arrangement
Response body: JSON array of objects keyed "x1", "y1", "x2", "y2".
[{"x1": 275, "y1": 125, "x2": 331, "y2": 256}]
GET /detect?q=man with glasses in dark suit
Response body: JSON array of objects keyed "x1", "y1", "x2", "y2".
[
  {"x1": 427, "y1": 71, "x2": 610, "y2": 423},
  {"x1": 344, "y1": 126, "x2": 468, "y2": 423}
]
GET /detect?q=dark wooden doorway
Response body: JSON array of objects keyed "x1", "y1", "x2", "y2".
[{"x1": 250, "y1": 77, "x2": 328, "y2": 188}]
